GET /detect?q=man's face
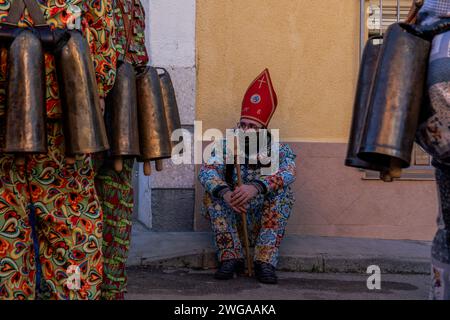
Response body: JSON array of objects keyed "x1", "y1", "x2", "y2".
[{"x1": 238, "y1": 119, "x2": 264, "y2": 132}]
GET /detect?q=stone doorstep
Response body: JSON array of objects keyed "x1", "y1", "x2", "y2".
[{"x1": 127, "y1": 231, "x2": 432, "y2": 275}]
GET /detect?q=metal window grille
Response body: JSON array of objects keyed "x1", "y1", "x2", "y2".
[
  {"x1": 359, "y1": 0, "x2": 435, "y2": 180},
  {"x1": 368, "y1": 0, "x2": 411, "y2": 34}
]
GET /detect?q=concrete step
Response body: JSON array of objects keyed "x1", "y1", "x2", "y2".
[{"x1": 128, "y1": 222, "x2": 431, "y2": 274}]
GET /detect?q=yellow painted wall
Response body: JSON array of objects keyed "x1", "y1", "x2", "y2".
[{"x1": 196, "y1": 0, "x2": 360, "y2": 142}]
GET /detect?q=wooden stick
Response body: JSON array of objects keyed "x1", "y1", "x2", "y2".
[
  {"x1": 388, "y1": 158, "x2": 403, "y2": 179},
  {"x1": 380, "y1": 158, "x2": 402, "y2": 182},
  {"x1": 65, "y1": 156, "x2": 76, "y2": 165},
  {"x1": 235, "y1": 137, "x2": 253, "y2": 277},
  {"x1": 155, "y1": 159, "x2": 164, "y2": 172},
  {"x1": 405, "y1": 0, "x2": 423, "y2": 24},
  {"x1": 143, "y1": 161, "x2": 152, "y2": 176},
  {"x1": 114, "y1": 157, "x2": 123, "y2": 173},
  {"x1": 14, "y1": 155, "x2": 25, "y2": 166}
]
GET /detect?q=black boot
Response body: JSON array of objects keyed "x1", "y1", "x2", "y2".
[
  {"x1": 254, "y1": 261, "x2": 278, "y2": 284},
  {"x1": 214, "y1": 259, "x2": 245, "y2": 280}
]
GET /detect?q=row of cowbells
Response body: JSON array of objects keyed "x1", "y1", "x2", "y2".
[
  {"x1": 0, "y1": 27, "x2": 182, "y2": 175},
  {"x1": 2, "y1": 28, "x2": 109, "y2": 164},
  {"x1": 105, "y1": 63, "x2": 182, "y2": 176},
  {"x1": 345, "y1": 23, "x2": 431, "y2": 182}
]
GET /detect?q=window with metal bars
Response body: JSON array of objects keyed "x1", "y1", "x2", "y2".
[
  {"x1": 359, "y1": 0, "x2": 435, "y2": 180},
  {"x1": 367, "y1": 0, "x2": 411, "y2": 35}
]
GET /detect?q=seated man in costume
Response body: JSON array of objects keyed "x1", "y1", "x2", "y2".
[{"x1": 198, "y1": 69, "x2": 297, "y2": 284}]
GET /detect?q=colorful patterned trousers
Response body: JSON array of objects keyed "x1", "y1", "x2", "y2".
[
  {"x1": 414, "y1": 28, "x2": 450, "y2": 300},
  {"x1": 0, "y1": 121, "x2": 103, "y2": 300},
  {"x1": 431, "y1": 162, "x2": 450, "y2": 300},
  {"x1": 203, "y1": 188, "x2": 294, "y2": 267},
  {"x1": 95, "y1": 159, "x2": 134, "y2": 300}
]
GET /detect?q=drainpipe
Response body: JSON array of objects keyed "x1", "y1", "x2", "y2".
[{"x1": 360, "y1": 0, "x2": 365, "y2": 60}]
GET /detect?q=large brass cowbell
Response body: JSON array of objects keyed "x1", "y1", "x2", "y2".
[
  {"x1": 105, "y1": 62, "x2": 140, "y2": 172},
  {"x1": 136, "y1": 66, "x2": 172, "y2": 176},
  {"x1": 346, "y1": 23, "x2": 431, "y2": 181},
  {"x1": 158, "y1": 68, "x2": 182, "y2": 144},
  {"x1": 4, "y1": 30, "x2": 46, "y2": 163},
  {"x1": 156, "y1": 67, "x2": 182, "y2": 172},
  {"x1": 357, "y1": 23, "x2": 430, "y2": 179},
  {"x1": 2, "y1": 0, "x2": 49, "y2": 164},
  {"x1": 345, "y1": 36, "x2": 385, "y2": 172},
  {"x1": 55, "y1": 31, "x2": 109, "y2": 156}
]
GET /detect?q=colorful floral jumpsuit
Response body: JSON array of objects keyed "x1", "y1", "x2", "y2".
[
  {"x1": 0, "y1": 0, "x2": 117, "y2": 300},
  {"x1": 95, "y1": 0, "x2": 148, "y2": 300}
]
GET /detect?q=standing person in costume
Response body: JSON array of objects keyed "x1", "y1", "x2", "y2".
[
  {"x1": 95, "y1": 0, "x2": 148, "y2": 300},
  {"x1": 198, "y1": 69, "x2": 296, "y2": 284},
  {"x1": 0, "y1": 0, "x2": 116, "y2": 300},
  {"x1": 412, "y1": 0, "x2": 450, "y2": 300}
]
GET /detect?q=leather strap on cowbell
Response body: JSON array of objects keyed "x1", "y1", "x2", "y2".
[
  {"x1": 405, "y1": 0, "x2": 424, "y2": 24},
  {"x1": 5, "y1": 0, "x2": 47, "y2": 26}
]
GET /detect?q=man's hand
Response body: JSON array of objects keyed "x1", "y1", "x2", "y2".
[
  {"x1": 223, "y1": 191, "x2": 247, "y2": 214},
  {"x1": 230, "y1": 184, "x2": 259, "y2": 208}
]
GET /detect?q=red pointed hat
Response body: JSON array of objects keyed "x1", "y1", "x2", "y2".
[{"x1": 241, "y1": 68, "x2": 278, "y2": 127}]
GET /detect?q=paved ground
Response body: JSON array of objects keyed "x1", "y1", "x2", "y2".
[
  {"x1": 129, "y1": 224, "x2": 431, "y2": 274},
  {"x1": 127, "y1": 223, "x2": 432, "y2": 300},
  {"x1": 125, "y1": 267, "x2": 430, "y2": 300}
]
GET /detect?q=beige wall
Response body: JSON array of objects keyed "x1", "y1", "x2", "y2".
[{"x1": 196, "y1": 0, "x2": 360, "y2": 142}]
